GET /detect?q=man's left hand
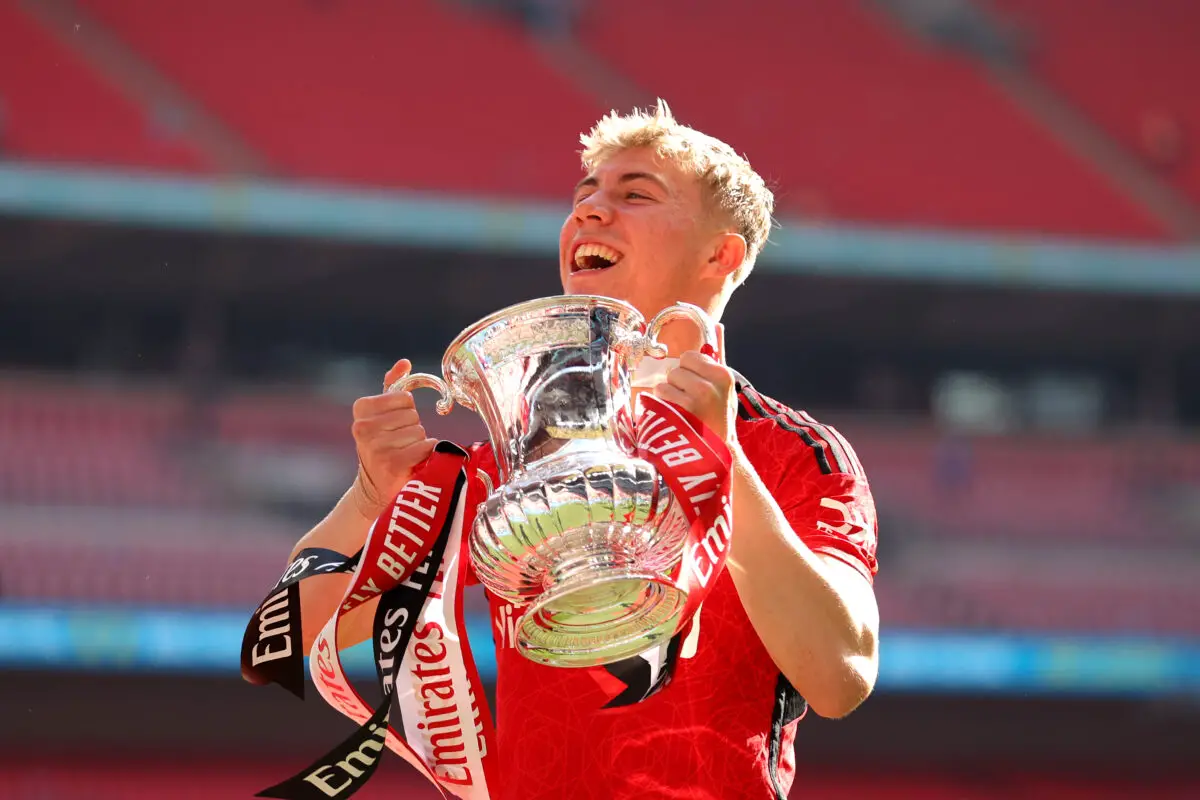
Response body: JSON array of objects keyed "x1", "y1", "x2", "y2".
[{"x1": 653, "y1": 350, "x2": 738, "y2": 444}]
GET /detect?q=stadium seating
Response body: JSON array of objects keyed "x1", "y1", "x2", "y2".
[
  {"x1": 4, "y1": 0, "x2": 1179, "y2": 240},
  {"x1": 1, "y1": 376, "x2": 1197, "y2": 634},
  {"x1": 578, "y1": 0, "x2": 1167, "y2": 239},
  {"x1": 855, "y1": 426, "x2": 1200, "y2": 543},
  {"x1": 211, "y1": 391, "x2": 352, "y2": 450},
  {"x1": 0, "y1": 509, "x2": 292, "y2": 607},
  {"x1": 879, "y1": 566, "x2": 1200, "y2": 636},
  {"x1": 0, "y1": 3, "x2": 207, "y2": 171},
  {"x1": 0, "y1": 375, "x2": 488, "y2": 510},
  {"x1": 0, "y1": 376, "x2": 210, "y2": 508},
  {"x1": 78, "y1": 0, "x2": 605, "y2": 198},
  {"x1": 6, "y1": 375, "x2": 1198, "y2": 542},
  {"x1": 997, "y1": 0, "x2": 1200, "y2": 205}
]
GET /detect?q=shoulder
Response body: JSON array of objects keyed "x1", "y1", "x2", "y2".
[
  {"x1": 733, "y1": 373, "x2": 866, "y2": 479},
  {"x1": 735, "y1": 375, "x2": 879, "y2": 579}
]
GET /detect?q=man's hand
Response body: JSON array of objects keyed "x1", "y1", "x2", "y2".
[
  {"x1": 652, "y1": 350, "x2": 738, "y2": 444},
  {"x1": 350, "y1": 358, "x2": 438, "y2": 518}
]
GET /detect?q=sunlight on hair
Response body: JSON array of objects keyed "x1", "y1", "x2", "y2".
[{"x1": 580, "y1": 99, "x2": 775, "y2": 282}]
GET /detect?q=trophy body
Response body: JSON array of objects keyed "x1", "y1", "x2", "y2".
[{"x1": 397, "y1": 296, "x2": 711, "y2": 667}]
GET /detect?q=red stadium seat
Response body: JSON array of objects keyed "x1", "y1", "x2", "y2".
[
  {"x1": 997, "y1": 0, "x2": 1200, "y2": 206},
  {"x1": 579, "y1": 0, "x2": 1166, "y2": 239},
  {"x1": 0, "y1": 379, "x2": 206, "y2": 508},
  {"x1": 78, "y1": 0, "x2": 606, "y2": 198},
  {"x1": 1, "y1": 374, "x2": 1196, "y2": 633},
  {"x1": 853, "y1": 426, "x2": 1200, "y2": 543},
  {"x1": 8, "y1": 0, "x2": 1180, "y2": 239},
  {"x1": 0, "y1": 4, "x2": 207, "y2": 171}
]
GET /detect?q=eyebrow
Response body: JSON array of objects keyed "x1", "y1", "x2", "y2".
[{"x1": 573, "y1": 171, "x2": 670, "y2": 198}]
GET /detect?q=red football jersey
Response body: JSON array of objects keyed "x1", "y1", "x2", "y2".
[{"x1": 463, "y1": 377, "x2": 878, "y2": 800}]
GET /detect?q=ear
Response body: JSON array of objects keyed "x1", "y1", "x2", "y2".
[{"x1": 705, "y1": 232, "x2": 747, "y2": 280}]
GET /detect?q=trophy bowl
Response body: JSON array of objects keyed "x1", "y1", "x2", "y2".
[{"x1": 392, "y1": 295, "x2": 713, "y2": 667}]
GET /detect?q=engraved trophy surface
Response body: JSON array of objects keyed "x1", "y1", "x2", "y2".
[{"x1": 393, "y1": 295, "x2": 713, "y2": 667}]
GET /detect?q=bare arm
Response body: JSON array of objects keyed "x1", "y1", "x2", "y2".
[
  {"x1": 655, "y1": 350, "x2": 879, "y2": 718},
  {"x1": 290, "y1": 358, "x2": 437, "y2": 653},
  {"x1": 724, "y1": 446, "x2": 879, "y2": 718},
  {"x1": 291, "y1": 479, "x2": 380, "y2": 652}
]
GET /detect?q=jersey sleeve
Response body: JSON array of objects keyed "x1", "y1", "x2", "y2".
[
  {"x1": 735, "y1": 384, "x2": 878, "y2": 582},
  {"x1": 779, "y1": 468, "x2": 878, "y2": 582}
]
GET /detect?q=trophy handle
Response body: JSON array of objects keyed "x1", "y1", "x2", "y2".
[
  {"x1": 643, "y1": 302, "x2": 717, "y2": 360},
  {"x1": 476, "y1": 469, "x2": 494, "y2": 496},
  {"x1": 387, "y1": 373, "x2": 455, "y2": 416}
]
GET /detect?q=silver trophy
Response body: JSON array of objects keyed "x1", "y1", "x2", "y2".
[{"x1": 391, "y1": 295, "x2": 715, "y2": 668}]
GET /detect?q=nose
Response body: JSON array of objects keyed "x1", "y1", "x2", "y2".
[{"x1": 572, "y1": 191, "x2": 614, "y2": 226}]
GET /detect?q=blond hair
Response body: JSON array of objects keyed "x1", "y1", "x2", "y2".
[{"x1": 579, "y1": 99, "x2": 774, "y2": 280}]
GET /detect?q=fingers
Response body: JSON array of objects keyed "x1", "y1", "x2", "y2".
[
  {"x1": 652, "y1": 381, "x2": 691, "y2": 409},
  {"x1": 356, "y1": 434, "x2": 438, "y2": 508},
  {"x1": 367, "y1": 425, "x2": 430, "y2": 453},
  {"x1": 351, "y1": 407, "x2": 421, "y2": 440},
  {"x1": 356, "y1": 422, "x2": 437, "y2": 474},
  {"x1": 666, "y1": 363, "x2": 715, "y2": 396},
  {"x1": 653, "y1": 349, "x2": 736, "y2": 443},
  {"x1": 677, "y1": 350, "x2": 732, "y2": 388},
  {"x1": 382, "y1": 358, "x2": 412, "y2": 390},
  {"x1": 348, "y1": 358, "x2": 439, "y2": 512},
  {"x1": 353, "y1": 389, "x2": 416, "y2": 420},
  {"x1": 375, "y1": 407, "x2": 421, "y2": 431},
  {"x1": 374, "y1": 438, "x2": 438, "y2": 485},
  {"x1": 656, "y1": 364, "x2": 719, "y2": 414},
  {"x1": 376, "y1": 435, "x2": 437, "y2": 466}
]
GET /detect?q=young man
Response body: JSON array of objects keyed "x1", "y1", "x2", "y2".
[{"x1": 293, "y1": 101, "x2": 880, "y2": 799}]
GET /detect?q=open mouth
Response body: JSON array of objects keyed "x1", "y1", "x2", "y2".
[{"x1": 570, "y1": 243, "x2": 624, "y2": 274}]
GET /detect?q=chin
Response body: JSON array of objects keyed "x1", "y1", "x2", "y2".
[{"x1": 565, "y1": 276, "x2": 615, "y2": 299}]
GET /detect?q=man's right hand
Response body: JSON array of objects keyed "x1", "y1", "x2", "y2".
[{"x1": 349, "y1": 358, "x2": 439, "y2": 519}]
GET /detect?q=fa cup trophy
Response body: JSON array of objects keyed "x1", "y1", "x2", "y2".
[{"x1": 391, "y1": 295, "x2": 715, "y2": 668}]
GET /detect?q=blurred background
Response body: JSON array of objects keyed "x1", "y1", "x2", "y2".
[{"x1": 1, "y1": 0, "x2": 1199, "y2": 797}]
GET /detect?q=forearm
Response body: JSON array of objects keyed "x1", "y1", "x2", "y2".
[
  {"x1": 286, "y1": 358, "x2": 436, "y2": 653},
  {"x1": 724, "y1": 444, "x2": 879, "y2": 717},
  {"x1": 290, "y1": 480, "x2": 382, "y2": 652}
]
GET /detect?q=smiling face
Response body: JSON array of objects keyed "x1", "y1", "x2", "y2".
[{"x1": 559, "y1": 147, "x2": 731, "y2": 322}]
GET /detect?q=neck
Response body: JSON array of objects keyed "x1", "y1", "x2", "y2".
[{"x1": 655, "y1": 325, "x2": 705, "y2": 357}]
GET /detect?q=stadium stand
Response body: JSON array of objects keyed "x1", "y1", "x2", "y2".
[
  {"x1": 857, "y1": 426, "x2": 1200, "y2": 543},
  {"x1": 578, "y1": 0, "x2": 1168, "y2": 239},
  {"x1": 77, "y1": 0, "x2": 606, "y2": 197},
  {"x1": 2, "y1": 376, "x2": 1196, "y2": 635},
  {"x1": 0, "y1": 509, "x2": 292, "y2": 606},
  {"x1": 6, "y1": 375, "x2": 1198, "y2": 542},
  {"x1": 0, "y1": 2, "x2": 207, "y2": 171},
  {"x1": 997, "y1": 0, "x2": 1200, "y2": 205},
  {"x1": 3, "y1": 0, "x2": 1180, "y2": 239},
  {"x1": 0, "y1": 375, "x2": 210, "y2": 508},
  {"x1": 878, "y1": 560, "x2": 1200, "y2": 635}
]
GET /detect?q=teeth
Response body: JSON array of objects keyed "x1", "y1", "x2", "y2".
[{"x1": 573, "y1": 243, "x2": 622, "y2": 270}]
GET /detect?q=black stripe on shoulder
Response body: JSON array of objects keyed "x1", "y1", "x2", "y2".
[
  {"x1": 768, "y1": 673, "x2": 808, "y2": 800},
  {"x1": 736, "y1": 382, "x2": 834, "y2": 475},
  {"x1": 760, "y1": 395, "x2": 861, "y2": 477}
]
